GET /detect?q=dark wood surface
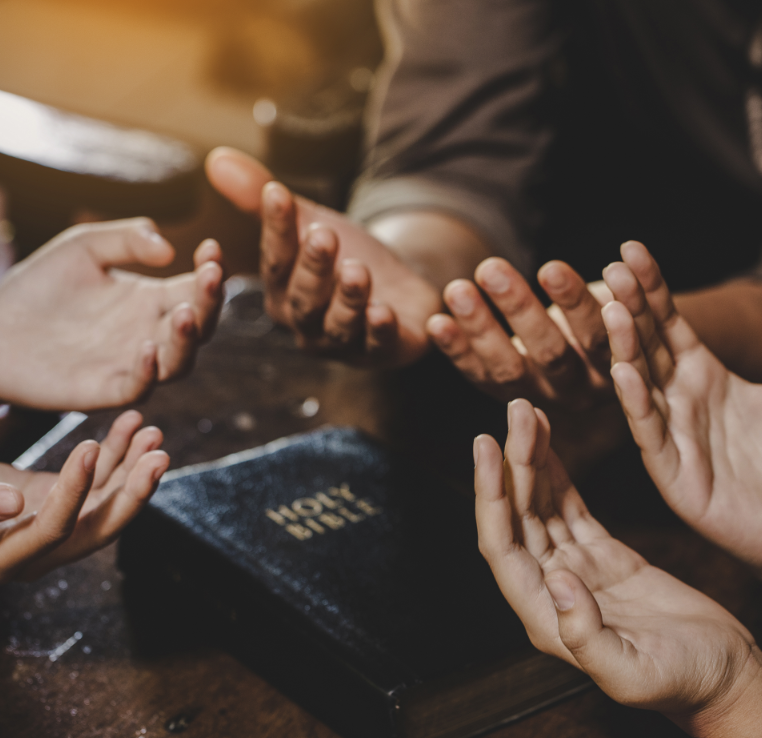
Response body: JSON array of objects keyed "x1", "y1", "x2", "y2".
[{"x1": 2, "y1": 280, "x2": 762, "y2": 738}]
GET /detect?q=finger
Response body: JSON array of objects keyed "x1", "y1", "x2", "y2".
[
  {"x1": 20, "y1": 450, "x2": 170, "y2": 579},
  {"x1": 476, "y1": 258, "x2": 584, "y2": 389},
  {"x1": 443, "y1": 279, "x2": 527, "y2": 385},
  {"x1": 88, "y1": 425, "x2": 164, "y2": 509},
  {"x1": 538, "y1": 261, "x2": 611, "y2": 374},
  {"x1": 603, "y1": 262, "x2": 674, "y2": 387},
  {"x1": 193, "y1": 260, "x2": 225, "y2": 341},
  {"x1": 321, "y1": 260, "x2": 370, "y2": 347},
  {"x1": 505, "y1": 399, "x2": 553, "y2": 560},
  {"x1": 156, "y1": 303, "x2": 198, "y2": 381},
  {"x1": 0, "y1": 483, "x2": 24, "y2": 522},
  {"x1": 533, "y1": 409, "x2": 576, "y2": 549},
  {"x1": 77, "y1": 218, "x2": 176, "y2": 269},
  {"x1": 0, "y1": 441, "x2": 98, "y2": 581},
  {"x1": 475, "y1": 431, "x2": 566, "y2": 655},
  {"x1": 116, "y1": 340, "x2": 158, "y2": 407},
  {"x1": 601, "y1": 301, "x2": 654, "y2": 388},
  {"x1": 427, "y1": 313, "x2": 491, "y2": 387},
  {"x1": 205, "y1": 147, "x2": 274, "y2": 215},
  {"x1": 366, "y1": 303, "x2": 399, "y2": 361},
  {"x1": 287, "y1": 224, "x2": 338, "y2": 334},
  {"x1": 610, "y1": 362, "x2": 678, "y2": 479},
  {"x1": 545, "y1": 569, "x2": 638, "y2": 680},
  {"x1": 620, "y1": 241, "x2": 700, "y2": 358},
  {"x1": 193, "y1": 238, "x2": 224, "y2": 270},
  {"x1": 92, "y1": 410, "x2": 144, "y2": 488},
  {"x1": 260, "y1": 182, "x2": 299, "y2": 299}
]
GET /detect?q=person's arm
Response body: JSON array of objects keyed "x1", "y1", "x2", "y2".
[
  {"x1": 675, "y1": 278, "x2": 762, "y2": 382},
  {"x1": 206, "y1": 0, "x2": 563, "y2": 366}
]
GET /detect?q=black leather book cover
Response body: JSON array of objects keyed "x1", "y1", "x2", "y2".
[{"x1": 118, "y1": 427, "x2": 588, "y2": 738}]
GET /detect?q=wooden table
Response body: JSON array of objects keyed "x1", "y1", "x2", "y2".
[{"x1": 2, "y1": 280, "x2": 761, "y2": 738}]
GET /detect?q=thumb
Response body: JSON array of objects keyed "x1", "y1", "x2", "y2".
[
  {"x1": 0, "y1": 483, "x2": 24, "y2": 522},
  {"x1": 205, "y1": 147, "x2": 274, "y2": 215},
  {"x1": 545, "y1": 570, "x2": 633, "y2": 681}
]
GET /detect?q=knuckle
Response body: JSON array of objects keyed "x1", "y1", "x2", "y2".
[
  {"x1": 487, "y1": 363, "x2": 524, "y2": 385},
  {"x1": 478, "y1": 539, "x2": 494, "y2": 563},
  {"x1": 501, "y1": 287, "x2": 535, "y2": 317},
  {"x1": 534, "y1": 344, "x2": 574, "y2": 374}
]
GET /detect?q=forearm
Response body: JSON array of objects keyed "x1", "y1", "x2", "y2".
[
  {"x1": 675, "y1": 278, "x2": 762, "y2": 381},
  {"x1": 367, "y1": 211, "x2": 493, "y2": 293}
]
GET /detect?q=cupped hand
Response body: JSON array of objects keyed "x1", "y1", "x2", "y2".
[
  {"x1": 602, "y1": 241, "x2": 762, "y2": 573},
  {"x1": 428, "y1": 257, "x2": 624, "y2": 474},
  {"x1": 474, "y1": 399, "x2": 762, "y2": 736},
  {"x1": 205, "y1": 147, "x2": 441, "y2": 367},
  {"x1": 0, "y1": 410, "x2": 169, "y2": 582},
  {"x1": 0, "y1": 218, "x2": 224, "y2": 411}
]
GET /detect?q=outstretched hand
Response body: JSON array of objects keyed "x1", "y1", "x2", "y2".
[
  {"x1": 0, "y1": 218, "x2": 224, "y2": 411},
  {"x1": 0, "y1": 410, "x2": 168, "y2": 582},
  {"x1": 474, "y1": 400, "x2": 762, "y2": 737},
  {"x1": 428, "y1": 257, "x2": 624, "y2": 474},
  {"x1": 205, "y1": 147, "x2": 441, "y2": 367},
  {"x1": 602, "y1": 241, "x2": 762, "y2": 573}
]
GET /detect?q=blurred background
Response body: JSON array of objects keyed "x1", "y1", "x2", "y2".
[
  {"x1": 0, "y1": 0, "x2": 381, "y2": 273},
  {"x1": 0, "y1": 0, "x2": 382, "y2": 458}
]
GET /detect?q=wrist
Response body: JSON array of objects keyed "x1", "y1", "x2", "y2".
[
  {"x1": 670, "y1": 645, "x2": 762, "y2": 738},
  {"x1": 368, "y1": 211, "x2": 493, "y2": 292}
]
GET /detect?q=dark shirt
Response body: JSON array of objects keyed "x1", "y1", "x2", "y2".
[{"x1": 348, "y1": 0, "x2": 762, "y2": 290}]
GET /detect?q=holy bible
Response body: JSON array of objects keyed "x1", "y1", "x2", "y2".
[{"x1": 118, "y1": 427, "x2": 588, "y2": 738}]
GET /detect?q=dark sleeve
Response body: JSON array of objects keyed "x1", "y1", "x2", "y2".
[{"x1": 347, "y1": 0, "x2": 565, "y2": 276}]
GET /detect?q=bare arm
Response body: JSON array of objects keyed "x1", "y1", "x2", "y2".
[
  {"x1": 675, "y1": 278, "x2": 762, "y2": 382},
  {"x1": 367, "y1": 211, "x2": 493, "y2": 292}
]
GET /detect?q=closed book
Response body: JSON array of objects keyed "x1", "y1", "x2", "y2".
[{"x1": 118, "y1": 427, "x2": 588, "y2": 738}]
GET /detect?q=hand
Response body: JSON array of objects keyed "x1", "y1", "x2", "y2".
[
  {"x1": 0, "y1": 410, "x2": 168, "y2": 582},
  {"x1": 474, "y1": 400, "x2": 762, "y2": 737},
  {"x1": 0, "y1": 218, "x2": 224, "y2": 411},
  {"x1": 601, "y1": 241, "x2": 762, "y2": 573},
  {"x1": 205, "y1": 147, "x2": 441, "y2": 366},
  {"x1": 428, "y1": 257, "x2": 625, "y2": 474}
]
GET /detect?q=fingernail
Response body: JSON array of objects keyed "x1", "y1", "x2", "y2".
[
  {"x1": 546, "y1": 576, "x2": 575, "y2": 611},
  {"x1": 473, "y1": 437, "x2": 480, "y2": 467},
  {"x1": 480, "y1": 269, "x2": 511, "y2": 295},
  {"x1": 148, "y1": 231, "x2": 167, "y2": 247},
  {"x1": 212, "y1": 155, "x2": 251, "y2": 192},
  {"x1": 83, "y1": 448, "x2": 99, "y2": 472},
  {"x1": 264, "y1": 183, "x2": 288, "y2": 216},
  {"x1": 306, "y1": 228, "x2": 330, "y2": 257},
  {"x1": 543, "y1": 267, "x2": 567, "y2": 291},
  {"x1": 0, "y1": 486, "x2": 21, "y2": 515},
  {"x1": 448, "y1": 288, "x2": 476, "y2": 316}
]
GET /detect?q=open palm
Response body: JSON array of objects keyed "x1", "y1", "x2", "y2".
[
  {"x1": 602, "y1": 241, "x2": 762, "y2": 572},
  {"x1": 0, "y1": 410, "x2": 168, "y2": 582},
  {"x1": 0, "y1": 218, "x2": 223, "y2": 411},
  {"x1": 474, "y1": 400, "x2": 762, "y2": 733}
]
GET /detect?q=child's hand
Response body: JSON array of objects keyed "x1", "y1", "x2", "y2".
[
  {"x1": 474, "y1": 399, "x2": 762, "y2": 737},
  {"x1": 602, "y1": 241, "x2": 762, "y2": 573},
  {"x1": 0, "y1": 410, "x2": 168, "y2": 582},
  {"x1": 0, "y1": 218, "x2": 224, "y2": 411}
]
